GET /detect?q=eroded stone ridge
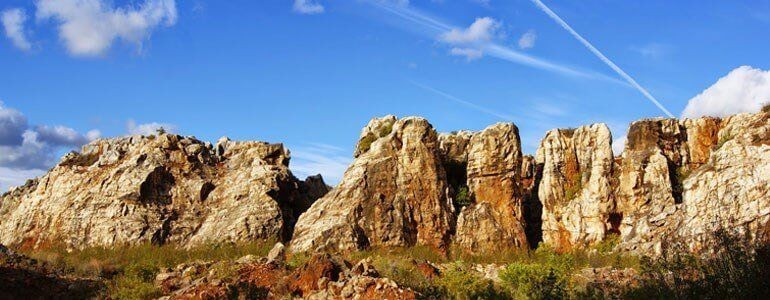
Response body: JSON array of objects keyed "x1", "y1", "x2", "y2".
[
  {"x1": 536, "y1": 124, "x2": 614, "y2": 251},
  {"x1": 2, "y1": 111, "x2": 768, "y2": 258},
  {"x1": 0, "y1": 134, "x2": 327, "y2": 250},
  {"x1": 291, "y1": 117, "x2": 454, "y2": 253},
  {"x1": 454, "y1": 123, "x2": 529, "y2": 251}
]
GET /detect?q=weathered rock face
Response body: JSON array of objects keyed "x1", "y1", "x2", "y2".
[
  {"x1": 291, "y1": 116, "x2": 454, "y2": 253},
  {"x1": 613, "y1": 117, "x2": 722, "y2": 254},
  {"x1": 454, "y1": 123, "x2": 529, "y2": 251},
  {"x1": 536, "y1": 124, "x2": 614, "y2": 250},
  {"x1": 675, "y1": 113, "x2": 770, "y2": 252},
  {"x1": 0, "y1": 134, "x2": 327, "y2": 249}
]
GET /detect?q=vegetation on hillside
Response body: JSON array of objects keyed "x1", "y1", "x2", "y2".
[{"x1": 14, "y1": 229, "x2": 770, "y2": 299}]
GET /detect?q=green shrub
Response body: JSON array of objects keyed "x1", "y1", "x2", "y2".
[
  {"x1": 564, "y1": 172, "x2": 583, "y2": 200},
  {"x1": 715, "y1": 133, "x2": 733, "y2": 150},
  {"x1": 438, "y1": 262, "x2": 509, "y2": 300},
  {"x1": 594, "y1": 234, "x2": 620, "y2": 254},
  {"x1": 628, "y1": 229, "x2": 770, "y2": 299},
  {"x1": 454, "y1": 186, "x2": 473, "y2": 210},
  {"x1": 379, "y1": 123, "x2": 393, "y2": 137},
  {"x1": 500, "y1": 262, "x2": 566, "y2": 300},
  {"x1": 762, "y1": 103, "x2": 770, "y2": 113},
  {"x1": 109, "y1": 263, "x2": 162, "y2": 300},
  {"x1": 358, "y1": 134, "x2": 378, "y2": 154}
]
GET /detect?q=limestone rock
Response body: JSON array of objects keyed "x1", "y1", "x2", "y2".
[
  {"x1": 267, "y1": 242, "x2": 287, "y2": 265},
  {"x1": 291, "y1": 116, "x2": 454, "y2": 253},
  {"x1": 0, "y1": 134, "x2": 327, "y2": 249},
  {"x1": 675, "y1": 113, "x2": 770, "y2": 252},
  {"x1": 537, "y1": 124, "x2": 615, "y2": 250},
  {"x1": 454, "y1": 123, "x2": 528, "y2": 251}
]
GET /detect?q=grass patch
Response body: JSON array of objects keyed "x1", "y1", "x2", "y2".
[
  {"x1": 715, "y1": 133, "x2": 734, "y2": 150},
  {"x1": 25, "y1": 240, "x2": 276, "y2": 299},
  {"x1": 627, "y1": 229, "x2": 770, "y2": 299}
]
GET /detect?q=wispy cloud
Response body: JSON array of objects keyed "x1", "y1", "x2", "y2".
[
  {"x1": 1, "y1": 8, "x2": 32, "y2": 51},
  {"x1": 530, "y1": 0, "x2": 674, "y2": 118},
  {"x1": 293, "y1": 0, "x2": 325, "y2": 15},
  {"x1": 290, "y1": 143, "x2": 351, "y2": 184},
  {"x1": 126, "y1": 120, "x2": 177, "y2": 135},
  {"x1": 518, "y1": 29, "x2": 536, "y2": 50},
  {"x1": 630, "y1": 43, "x2": 672, "y2": 59},
  {"x1": 365, "y1": 0, "x2": 620, "y2": 83},
  {"x1": 410, "y1": 81, "x2": 516, "y2": 121}
]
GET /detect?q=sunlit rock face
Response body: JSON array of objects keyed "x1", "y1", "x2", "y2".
[
  {"x1": 291, "y1": 116, "x2": 454, "y2": 253},
  {"x1": 536, "y1": 124, "x2": 614, "y2": 251},
  {"x1": 0, "y1": 134, "x2": 326, "y2": 250},
  {"x1": 454, "y1": 123, "x2": 529, "y2": 252},
  {"x1": 613, "y1": 117, "x2": 723, "y2": 254}
]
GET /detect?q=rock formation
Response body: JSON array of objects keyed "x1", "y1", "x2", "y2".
[
  {"x1": 0, "y1": 134, "x2": 327, "y2": 250},
  {"x1": 453, "y1": 123, "x2": 529, "y2": 251},
  {"x1": 291, "y1": 116, "x2": 454, "y2": 253},
  {"x1": 1, "y1": 109, "x2": 769, "y2": 258},
  {"x1": 536, "y1": 124, "x2": 614, "y2": 251}
]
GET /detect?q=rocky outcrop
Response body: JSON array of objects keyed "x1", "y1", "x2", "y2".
[
  {"x1": 536, "y1": 124, "x2": 614, "y2": 250},
  {"x1": 674, "y1": 113, "x2": 770, "y2": 252},
  {"x1": 0, "y1": 244, "x2": 104, "y2": 299},
  {"x1": 291, "y1": 116, "x2": 454, "y2": 253},
  {"x1": 0, "y1": 134, "x2": 327, "y2": 250},
  {"x1": 454, "y1": 123, "x2": 529, "y2": 251},
  {"x1": 156, "y1": 248, "x2": 416, "y2": 299}
]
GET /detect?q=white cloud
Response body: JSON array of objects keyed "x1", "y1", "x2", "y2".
[
  {"x1": 440, "y1": 17, "x2": 500, "y2": 44},
  {"x1": 518, "y1": 29, "x2": 536, "y2": 50},
  {"x1": 34, "y1": 125, "x2": 100, "y2": 146},
  {"x1": 127, "y1": 120, "x2": 177, "y2": 135},
  {"x1": 0, "y1": 101, "x2": 28, "y2": 146},
  {"x1": 682, "y1": 66, "x2": 770, "y2": 118},
  {"x1": 449, "y1": 47, "x2": 483, "y2": 61},
  {"x1": 1, "y1": 8, "x2": 32, "y2": 51},
  {"x1": 293, "y1": 0, "x2": 325, "y2": 15},
  {"x1": 0, "y1": 167, "x2": 45, "y2": 193},
  {"x1": 35, "y1": 0, "x2": 177, "y2": 57},
  {"x1": 0, "y1": 102, "x2": 100, "y2": 172},
  {"x1": 290, "y1": 143, "x2": 352, "y2": 184},
  {"x1": 2, "y1": 102, "x2": 99, "y2": 160},
  {"x1": 630, "y1": 43, "x2": 671, "y2": 59},
  {"x1": 612, "y1": 135, "x2": 627, "y2": 156}
]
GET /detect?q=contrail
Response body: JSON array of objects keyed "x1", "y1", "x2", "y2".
[
  {"x1": 530, "y1": 0, "x2": 675, "y2": 118},
  {"x1": 366, "y1": 0, "x2": 624, "y2": 84},
  {"x1": 409, "y1": 81, "x2": 516, "y2": 121}
]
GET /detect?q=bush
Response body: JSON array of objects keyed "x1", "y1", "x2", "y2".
[
  {"x1": 109, "y1": 263, "x2": 162, "y2": 299},
  {"x1": 763, "y1": 103, "x2": 770, "y2": 113},
  {"x1": 501, "y1": 262, "x2": 566, "y2": 300},
  {"x1": 26, "y1": 240, "x2": 276, "y2": 299},
  {"x1": 438, "y1": 262, "x2": 509, "y2": 299},
  {"x1": 628, "y1": 229, "x2": 770, "y2": 299},
  {"x1": 454, "y1": 186, "x2": 472, "y2": 210}
]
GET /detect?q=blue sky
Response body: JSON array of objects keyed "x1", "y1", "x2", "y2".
[{"x1": 2, "y1": 0, "x2": 770, "y2": 190}]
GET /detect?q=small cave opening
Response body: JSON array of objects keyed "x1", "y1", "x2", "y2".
[
  {"x1": 445, "y1": 160, "x2": 472, "y2": 213},
  {"x1": 199, "y1": 182, "x2": 216, "y2": 202},
  {"x1": 668, "y1": 162, "x2": 685, "y2": 204},
  {"x1": 608, "y1": 212, "x2": 623, "y2": 235},
  {"x1": 139, "y1": 167, "x2": 176, "y2": 205}
]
